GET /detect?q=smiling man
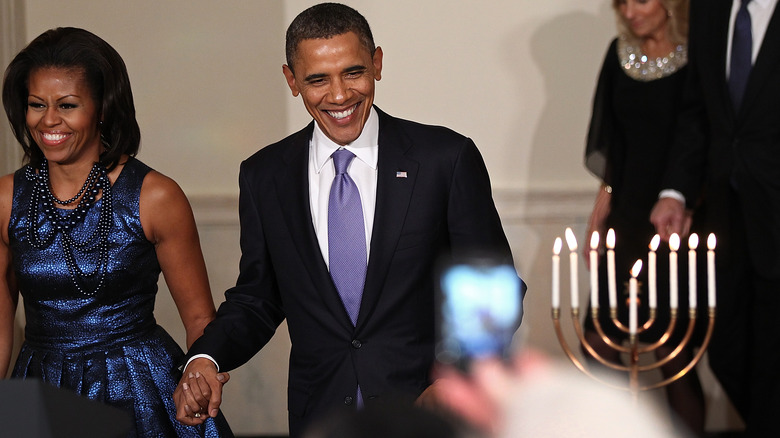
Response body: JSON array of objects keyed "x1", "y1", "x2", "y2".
[{"x1": 173, "y1": 3, "x2": 522, "y2": 436}]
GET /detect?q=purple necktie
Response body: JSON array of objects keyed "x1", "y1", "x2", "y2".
[
  {"x1": 328, "y1": 149, "x2": 367, "y2": 326},
  {"x1": 730, "y1": 0, "x2": 753, "y2": 110}
]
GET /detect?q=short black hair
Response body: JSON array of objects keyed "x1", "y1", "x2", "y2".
[
  {"x1": 2, "y1": 27, "x2": 140, "y2": 170},
  {"x1": 285, "y1": 3, "x2": 376, "y2": 72}
]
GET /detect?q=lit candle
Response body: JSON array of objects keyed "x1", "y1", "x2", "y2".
[
  {"x1": 552, "y1": 237, "x2": 562, "y2": 309},
  {"x1": 565, "y1": 228, "x2": 579, "y2": 309},
  {"x1": 707, "y1": 234, "x2": 716, "y2": 308},
  {"x1": 688, "y1": 234, "x2": 699, "y2": 309},
  {"x1": 629, "y1": 259, "x2": 643, "y2": 336},
  {"x1": 590, "y1": 231, "x2": 599, "y2": 309},
  {"x1": 649, "y1": 235, "x2": 660, "y2": 310},
  {"x1": 669, "y1": 233, "x2": 680, "y2": 309},
  {"x1": 606, "y1": 228, "x2": 617, "y2": 309}
]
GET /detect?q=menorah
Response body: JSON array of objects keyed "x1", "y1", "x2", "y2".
[{"x1": 551, "y1": 228, "x2": 717, "y2": 398}]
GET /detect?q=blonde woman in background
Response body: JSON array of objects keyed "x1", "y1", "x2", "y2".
[{"x1": 582, "y1": 0, "x2": 707, "y2": 435}]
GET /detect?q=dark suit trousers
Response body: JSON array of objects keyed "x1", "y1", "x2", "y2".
[{"x1": 707, "y1": 188, "x2": 780, "y2": 435}]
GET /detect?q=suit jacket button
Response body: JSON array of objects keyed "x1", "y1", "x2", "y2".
[
  {"x1": 344, "y1": 396, "x2": 354, "y2": 405},
  {"x1": 351, "y1": 339, "x2": 362, "y2": 348}
]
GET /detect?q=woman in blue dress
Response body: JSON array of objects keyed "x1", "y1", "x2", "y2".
[{"x1": 0, "y1": 27, "x2": 233, "y2": 437}]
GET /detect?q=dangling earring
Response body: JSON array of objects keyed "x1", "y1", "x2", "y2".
[{"x1": 99, "y1": 121, "x2": 111, "y2": 149}]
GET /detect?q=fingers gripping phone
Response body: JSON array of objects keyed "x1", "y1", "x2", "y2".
[{"x1": 435, "y1": 257, "x2": 523, "y2": 370}]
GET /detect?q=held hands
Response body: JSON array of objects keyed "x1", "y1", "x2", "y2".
[
  {"x1": 650, "y1": 197, "x2": 692, "y2": 241},
  {"x1": 174, "y1": 358, "x2": 230, "y2": 425}
]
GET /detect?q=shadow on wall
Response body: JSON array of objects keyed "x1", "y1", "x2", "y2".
[{"x1": 497, "y1": 3, "x2": 614, "y2": 192}]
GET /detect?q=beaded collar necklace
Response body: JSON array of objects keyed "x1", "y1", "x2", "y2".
[
  {"x1": 618, "y1": 35, "x2": 688, "y2": 81},
  {"x1": 25, "y1": 159, "x2": 113, "y2": 296}
]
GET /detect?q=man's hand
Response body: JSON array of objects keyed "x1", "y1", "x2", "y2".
[
  {"x1": 174, "y1": 358, "x2": 230, "y2": 425},
  {"x1": 650, "y1": 197, "x2": 691, "y2": 241}
]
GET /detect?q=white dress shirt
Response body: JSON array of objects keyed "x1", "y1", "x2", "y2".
[
  {"x1": 310, "y1": 106, "x2": 379, "y2": 266},
  {"x1": 727, "y1": 0, "x2": 779, "y2": 76}
]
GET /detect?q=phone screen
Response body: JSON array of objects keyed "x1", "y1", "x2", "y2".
[{"x1": 435, "y1": 260, "x2": 523, "y2": 369}]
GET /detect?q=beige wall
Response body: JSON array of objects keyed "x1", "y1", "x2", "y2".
[
  {"x1": 0, "y1": 0, "x2": 25, "y2": 175},
  {"x1": 282, "y1": 0, "x2": 615, "y2": 193},
  {"x1": 13, "y1": 0, "x2": 617, "y2": 196},
  {"x1": 21, "y1": 0, "x2": 288, "y2": 195},
  {"x1": 3, "y1": 0, "x2": 742, "y2": 435}
]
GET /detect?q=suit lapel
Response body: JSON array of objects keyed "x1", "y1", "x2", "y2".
[
  {"x1": 274, "y1": 123, "x2": 355, "y2": 331},
  {"x1": 355, "y1": 109, "x2": 419, "y2": 330},
  {"x1": 740, "y1": 1, "x2": 780, "y2": 118}
]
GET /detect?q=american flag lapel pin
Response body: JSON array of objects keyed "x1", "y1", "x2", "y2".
[{"x1": 396, "y1": 171, "x2": 408, "y2": 178}]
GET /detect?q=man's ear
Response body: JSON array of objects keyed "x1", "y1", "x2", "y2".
[
  {"x1": 372, "y1": 46, "x2": 383, "y2": 81},
  {"x1": 282, "y1": 64, "x2": 300, "y2": 97}
]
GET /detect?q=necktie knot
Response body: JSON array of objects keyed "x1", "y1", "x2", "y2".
[{"x1": 332, "y1": 149, "x2": 355, "y2": 175}]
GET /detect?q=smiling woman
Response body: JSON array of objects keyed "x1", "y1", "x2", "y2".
[
  {"x1": 25, "y1": 67, "x2": 102, "y2": 170},
  {"x1": 0, "y1": 27, "x2": 233, "y2": 437}
]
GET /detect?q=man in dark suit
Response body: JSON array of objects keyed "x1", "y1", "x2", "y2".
[
  {"x1": 650, "y1": 0, "x2": 780, "y2": 434},
  {"x1": 173, "y1": 3, "x2": 521, "y2": 436}
]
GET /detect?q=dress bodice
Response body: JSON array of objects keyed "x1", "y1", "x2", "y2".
[{"x1": 9, "y1": 158, "x2": 160, "y2": 352}]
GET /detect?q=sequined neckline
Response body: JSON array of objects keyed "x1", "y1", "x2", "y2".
[{"x1": 618, "y1": 35, "x2": 687, "y2": 82}]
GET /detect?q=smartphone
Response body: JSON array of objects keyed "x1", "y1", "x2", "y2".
[{"x1": 434, "y1": 256, "x2": 523, "y2": 370}]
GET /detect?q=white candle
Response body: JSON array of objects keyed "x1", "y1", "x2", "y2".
[
  {"x1": 552, "y1": 237, "x2": 562, "y2": 309},
  {"x1": 707, "y1": 234, "x2": 717, "y2": 308},
  {"x1": 565, "y1": 228, "x2": 579, "y2": 310},
  {"x1": 688, "y1": 234, "x2": 699, "y2": 309},
  {"x1": 629, "y1": 260, "x2": 642, "y2": 336},
  {"x1": 590, "y1": 231, "x2": 599, "y2": 309},
  {"x1": 606, "y1": 228, "x2": 617, "y2": 309},
  {"x1": 649, "y1": 235, "x2": 660, "y2": 309},
  {"x1": 669, "y1": 234, "x2": 680, "y2": 309}
]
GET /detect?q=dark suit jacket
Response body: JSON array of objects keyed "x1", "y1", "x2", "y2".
[
  {"x1": 663, "y1": 0, "x2": 780, "y2": 276},
  {"x1": 189, "y1": 107, "x2": 517, "y2": 436}
]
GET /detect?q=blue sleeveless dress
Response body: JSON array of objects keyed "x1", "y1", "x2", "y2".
[{"x1": 8, "y1": 158, "x2": 233, "y2": 437}]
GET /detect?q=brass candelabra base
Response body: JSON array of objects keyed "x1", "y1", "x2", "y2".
[{"x1": 552, "y1": 306, "x2": 715, "y2": 398}]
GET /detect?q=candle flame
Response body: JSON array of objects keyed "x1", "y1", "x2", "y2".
[
  {"x1": 688, "y1": 233, "x2": 699, "y2": 250},
  {"x1": 590, "y1": 231, "x2": 599, "y2": 250},
  {"x1": 630, "y1": 259, "x2": 643, "y2": 277},
  {"x1": 649, "y1": 234, "x2": 660, "y2": 251},
  {"x1": 606, "y1": 228, "x2": 616, "y2": 249},
  {"x1": 707, "y1": 233, "x2": 716, "y2": 250},
  {"x1": 553, "y1": 237, "x2": 562, "y2": 255},
  {"x1": 565, "y1": 227, "x2": 578, "y2": 251},
  {"x1": 669, "y1": 233, "x2": 680, "y2": 251}
]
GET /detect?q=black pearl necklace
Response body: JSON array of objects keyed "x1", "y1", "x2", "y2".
[
  {"x1": 48, "y1": 163, "x2": 101, "y2": 206},
  {"x1": 25, "y1": 159, "x2": 113, "y2": 296}
]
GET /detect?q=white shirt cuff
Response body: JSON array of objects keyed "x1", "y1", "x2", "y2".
[
  {"x1": 185, "y1": 354, "x2": 219, "y2": 372},
  {"x1": 659, "y1": 189, "x2": 685, "y2": 205}
]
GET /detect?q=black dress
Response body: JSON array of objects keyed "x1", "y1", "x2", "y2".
[{"x1": 584, "y1": 37, "x2": 706, "y2": 345}]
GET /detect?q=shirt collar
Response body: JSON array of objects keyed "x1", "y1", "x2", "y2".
[
  {"x1": 752, "y1": 0, "x2": 776, "y2": 10},
  {"x1": 312, "y1": 106, "x2": 379, "y2": 173}
]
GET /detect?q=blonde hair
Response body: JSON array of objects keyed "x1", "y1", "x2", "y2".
[{"x1": 612, "y1": 0, "x2": 689, "y2": 46}]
